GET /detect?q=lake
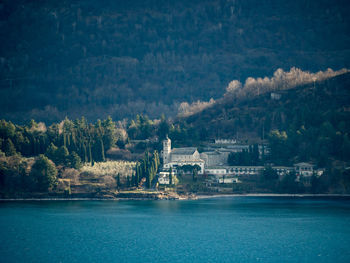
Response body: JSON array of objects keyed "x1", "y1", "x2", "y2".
[{"x1": 1, "y1": 197, "x2": 350, "y2": 263}]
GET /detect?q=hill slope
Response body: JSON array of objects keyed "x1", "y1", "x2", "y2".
[
  {"x1": 180, "y1": 72, "x2": 350, "y2": 166},
  {"x1": 183, "y1": 72, "x2": 350, "y2": 140},
  {"x1": 0, "y1": 0, "x2": 350, "y2": 122}
]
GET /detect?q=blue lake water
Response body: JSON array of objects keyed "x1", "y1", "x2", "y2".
[{"x1": 1, "y1": 197, "x2": 350, "y2": 263}]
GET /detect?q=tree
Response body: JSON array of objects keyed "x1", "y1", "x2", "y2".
[
  {"x1": 192, "y1": 169, "x2": 198, "y2": 182},
  {"x1": 3, "y1": 138, "x2": 16, "y2": 156},
  {"x1": 45, "y1": 143, "x2": 58, "y2": 163},
  {"x1": 57, "y1": 145, "x2": 69, "y2": 165},
  {"x1": 69, "y1": 151, "x2": 82, "y2": 169},
  {"x1": 169, "y1": 167, "x2": 173, "y2": 185},
  {"x1": 158, "y1": 115, "x2": 169, "y2": 140},
  {"x1": 262, "y1": 166, "x2": 278, "y2": 181},
  {"x1": 30, "y1": 155, "x2": 57, "y2": 191},
  {"x1": 116, "y1": 173, "x2": 121, "y2": 189}
]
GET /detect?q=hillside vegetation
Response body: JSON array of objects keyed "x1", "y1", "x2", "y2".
[
  {"x1": 180, "y1": 72, "x2": 350, "y2": 167},
  {"x1": 1, "y1": 0, "x2": 349, "y2": 122}
]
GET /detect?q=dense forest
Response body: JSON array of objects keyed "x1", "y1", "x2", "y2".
[{"x1": 0, "y1": 0, "x2": 350, "y2": 122}]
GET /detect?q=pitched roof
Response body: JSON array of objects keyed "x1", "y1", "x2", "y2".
[{"x1": 171, "y1": 147, "x2": 197, "y2": 155}]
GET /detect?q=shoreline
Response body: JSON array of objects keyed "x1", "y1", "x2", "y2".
[
  {"x1": 195, "y1": 193, "x2": 350, "y2": 199},
  {"x1": 1, "y1": 193, "x2": 350, "y2": 201}
]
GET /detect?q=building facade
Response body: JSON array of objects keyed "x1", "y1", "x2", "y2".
[{"x1": 161, "y1": 136, "x2": 205, "y2": 174}]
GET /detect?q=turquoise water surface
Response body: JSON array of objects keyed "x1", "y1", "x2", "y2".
[{"x1": 1, "y1": 197, "x2": 350, "y2": 263}]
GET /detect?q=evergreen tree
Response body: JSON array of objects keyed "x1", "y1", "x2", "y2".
[
  {"x1": 30, "y1": 155, "x2": 57, "y2": 191},
  {"x1": 45, "y1": 143, "x2": 58, "y2": 163},
  {"x1": 169, "y1": 167, "x2": 173, "y2": 185},
  {"x1": 116, "y1": 173, "x2": 121, "y2": 189},
  {"x1": 69, "y1": 151, "x2": 82, "y2": 169},
  {"x1": 192, "y1": 169, "x2": 198, "y2": 182},
  {"x1": 100, "y1": 138, "x2": 105, "y2": 162},
  {"x1": 3, "y1": 138, "x2": 16, "y2": 156},
  {"x1": 57, "y1": 145, "x2": 69, "y2": 165}
]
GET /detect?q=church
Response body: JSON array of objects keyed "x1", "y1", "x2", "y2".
[{"x1": 161, "y1": 136, "x2": 205, "y2": 174}]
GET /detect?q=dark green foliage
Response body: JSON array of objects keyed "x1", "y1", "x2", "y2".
[
  {"x1": 0, "y1": 155, "x2": 29, "y2": 193},
  {"x1": 56, "y1": 146, "x2": 69, "y2": 165},
  {"x1": 177, "y1": 164, "x2": 201, "y2": 174},
  {"x1": 45, "y1": 143, "x2": 58, "y2": 163},
  {"x1": 116, "y1": 173, "x2": 121, "y2": 189},
  {"x1": 127, "y1": 115, "x2": 155, "y2": 140},
  {"x1": 135, "y1": 150, "x2": 160, "y2": 189},
  {"x1": 169, "y1": 167, "x2": 173, "y2": 185},
  {"x1": 262, "y1": 166, "x2": 279, "y2": 181},
  {"x1": 192, "y1": 169, "x2": 198, "y2": 182},
  {"x1": 0, "y1": 117, "x2": 118, "y2": 165},
  {"x1": 3, "y1": 138, "x2": 17, "y2": 156},
  {"x1": 278, "y1": 171, "x2": 299, "y2": 193},
  {"x1": 69, "y1": 152, "x2": 82, "y2": 170},
  {"x1": 183, "y1": 73, "x2": 350, "y2": 166},
  {"x1": 1, "y1": 1, "x2": 350, "y2": 122},
  {"x1": 157, "y1": 115, "x2": 170, "y2": 140},
  {"x1": 228, "y1": 145, "x2": 260, "y2": 166},
  {"x1": 30, "y1": 155, "x2": 58, "y2": 191}
]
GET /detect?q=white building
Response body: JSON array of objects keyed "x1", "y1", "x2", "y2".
[
  {"x1": 161, "y1": 136, "x2": 205, "y2": 174},
  {"x1": 158, "y1": 171, "x2": 173, "y2": 185},
  {"x1": 218, "y1": 177, "x2": 239, "y2": 184},
  {"x1": 294, "y1": 162, "x2": 315, "y2": 177},
  {"x1": 214, "y1": 139, "x2": 237, "y2": 144},
  {"x1": 271, "y1": 92, "x2": 282, "y2": 100}
]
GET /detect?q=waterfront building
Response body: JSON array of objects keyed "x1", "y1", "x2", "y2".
[
  {"x1": 161, "y1": 136, "x2": 205, "y2": 174},
  {"x1": 294, "y1": 162, "x2": 315, "y2": 177}
]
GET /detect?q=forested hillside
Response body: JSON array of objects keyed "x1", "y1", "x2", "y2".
[
  {"x1": 181, "y1": 72, "x2": 350, "y2": 166},
  {"x1": 0, "y1": 0, "x2": 349, "y2": 122}
]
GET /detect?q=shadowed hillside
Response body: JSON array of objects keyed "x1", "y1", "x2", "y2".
[
  {"x1": 182, "y1": 72, "x2": 350, "y2": 141},
  {"x1": 0, "y1": 0, "x2": 349, "y2": 122}
]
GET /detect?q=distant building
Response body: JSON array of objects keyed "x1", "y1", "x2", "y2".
[
  {"x1": 205, "y1": 165, "x2": 293, "y2": 177},
  {"x1": 205, "y1": 166, "x2": 264, "y2": 176},
  {"x1": 200, "y1": 151, "x2": 227, "y2": 167},
  {"x1": 271, "y1": 92, "x2": 282, "y2": 100},
  {"x1": 214, "y1": 139, "x2": 237, "y2": 144},
  {"x1": 218, "y1": 177, "x2": 239, "y2": 184},
  {"x1": 201, "y1": 141, "x2": 269, "y2": 168},
  {"x1": 161, "y1": 136, "x2": 205, "y2": 174},
  {"x1": 294, "y1": 162, "x2": 315, "y2": 177},
  {"x1": 158, "y1": 171, "x2": 173, "y2": 185}
]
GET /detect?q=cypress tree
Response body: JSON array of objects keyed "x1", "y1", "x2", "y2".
[
  {"x1": 116, "y1": 173, "x2": 121, "y2": 189},
  {"x1": 100, "y1": 139, "x2": 105, "y2": 162},
  {"x1": 83, "y1": 143, "x2": 88, "y2": 163},
  {"x1": 169, "y1": 167, "x2": 173, "y2": 185},
  {"x1": 89, "y1": 143, "x2": 93, "y2": 164}
]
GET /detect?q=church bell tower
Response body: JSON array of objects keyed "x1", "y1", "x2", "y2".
[{"x1": 162, "y1": 136, "x2": 171, "y2": 164}]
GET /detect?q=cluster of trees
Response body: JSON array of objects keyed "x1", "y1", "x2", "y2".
[
  {"x1": 135, "y1": 151, "x2": 160, "y2": 188},
  {"x1": 227, "y1": 145, "x2": 261, "y2": 166},
  {"x1": 268, "y1": 121, "x2": 350, "y2": 167},
  {"x1": 183, "y1": 72, "x2": 350, "y2": 166},
  {"x1": 126, "y1": 114, "x2": 206, "y2": 147},
  {"x1": 0, "y1": 117, "x2": 121, "y2": 166},
  {"x1": 258, "y1": 166, "x2": 350, "y2": 194},
  {"x1": 0, "y1": 155, "x2": 57, "y2": 194}
]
